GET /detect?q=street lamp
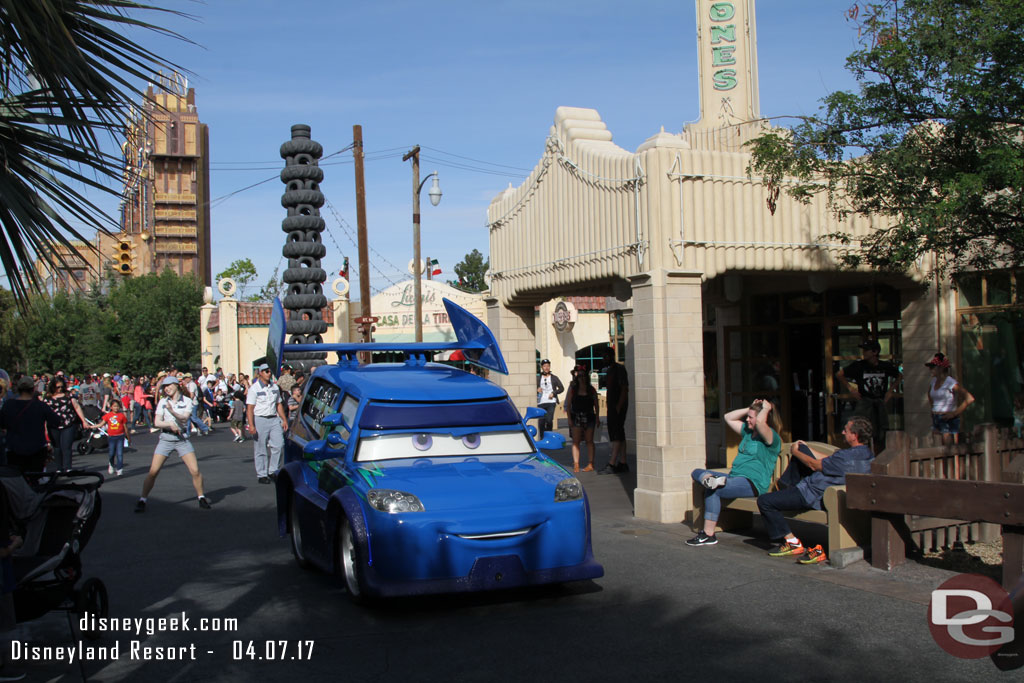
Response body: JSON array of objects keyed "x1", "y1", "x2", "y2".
[{"x1": 402, "y1": 145, "x2": 442, "y2": 342}]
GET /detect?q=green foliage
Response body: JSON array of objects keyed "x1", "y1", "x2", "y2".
[
  {"x1": 0, "y1": 288, "x2": 26, "y2": 372},
  {"x1": 0, "y1": 1, "x2": 188, "y2": 306},
  {"x1": 746, "y1": 0, "x2": 1024, "y2": 277},
  {"x1": 19, "y1": 270, "x2": 202, "y2": 375},
  {"x1": 107, "y1": 270, "x2": 203, "y2": 372},
  {"x1": 448, "y1": 249, "x2": 489, "y2": 292},
  {"x1": 217, "y1": 258, "x2": 259, "y2": 299}
]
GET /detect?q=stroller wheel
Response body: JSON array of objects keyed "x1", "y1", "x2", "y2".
[
  {"x1": 76, "y1": 578, "x2": 109, "y2": 640},
  {"x1": 76, "y1": 440, "x2": 94, "y2": 456}
]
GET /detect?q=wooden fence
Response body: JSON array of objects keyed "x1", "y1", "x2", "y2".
[{"x1": 847, "y1": 424, "x2": 1024, "y2": 589}]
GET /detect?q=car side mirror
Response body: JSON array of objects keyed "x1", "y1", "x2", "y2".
[
  {"x1": 524, "y1": 407, "x2": 546, "y2": 422},
  {"x1": 536, "y1": 432, "x2": 565, "y2": 451},
  {"x1": 303, "y1": 439, "x2": 328, "y2": 460}
]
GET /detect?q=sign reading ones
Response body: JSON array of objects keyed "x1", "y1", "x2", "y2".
[{"x1": 708, "y1": 2, "x2": 737, "y2": 91}]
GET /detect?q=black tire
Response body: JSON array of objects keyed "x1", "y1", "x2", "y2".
[
  {"x1": 76, "y1": 439, "x2": 93, "y2": 456},
  {"x1": 283, "y1": 267, "x2": 327, "y2": 284},
  {"x1": 338, "y1": 516, "x2": 369, "y2": 605},
  {"x1": 286, "y1": 320, "x2": 328, "y2": 335},
  {"x1": 76, "y1": 578, "x2": 109, "y2": 640},
  {"x1": 282, "y1": 241, "x2": 327, "y2": 259},
  {"x1": 282, "y1": 293, "x2": 327, "y2": 309},
  {"x1": 280, "y1": 165, "x2": 324, "y2": 183},
  {"x1": 280, "y1": 137, "x2": 323, "y2": 158},
  {"x1": 281, "y1": 215, "x2": 325, "y2": 231},
  {"x1": 290, "y1": 491, "x2": 313, "y2": 570},
  {"x1": 280, "y1": 190, "x2": 324, "y2": 208}
]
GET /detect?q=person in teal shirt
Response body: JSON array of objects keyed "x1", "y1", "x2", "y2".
[{"x1": 686, "y1": 399, "x2": 782, "y2": 547}]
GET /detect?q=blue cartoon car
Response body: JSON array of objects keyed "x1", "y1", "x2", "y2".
[{"x1": 269, "y1": 298, "x2": 603, "y2": 602}]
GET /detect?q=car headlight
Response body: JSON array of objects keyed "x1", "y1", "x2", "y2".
[
  {"x1": 367, "y1": 489, "x2": 425, "y2": 513},
  {"x1": 554, "y1": 477, "x2": 583, "y2": 502}
]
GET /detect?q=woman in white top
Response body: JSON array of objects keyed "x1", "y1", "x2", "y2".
[{"x1": 926, "y1": 352, "x2": 974, "y2": 444}]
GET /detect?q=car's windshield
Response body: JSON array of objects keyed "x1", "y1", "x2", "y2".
[{"x1": 355, "y1": 429, "x2": 534, "y2": 462}]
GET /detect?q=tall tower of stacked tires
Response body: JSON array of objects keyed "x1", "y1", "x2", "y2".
[{"x1": 279, "y1": 124, "x2": 327, "y2": 373}]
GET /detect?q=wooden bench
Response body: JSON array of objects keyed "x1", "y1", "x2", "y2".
[{"x1": 689, "y1": 441, "x2": 871, "y2": 552}]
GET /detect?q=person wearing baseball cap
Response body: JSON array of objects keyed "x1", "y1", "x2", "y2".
[
  {"x1": 535, "y1": 359, "x2": 563, "y2": 439},
  {"x1": 134, "y1": 374, "x2": 212, "y2": 512},
  {"x1": 926, "y1": 352, "x2": 974, "y2": 445},
  {"x1": 246, "y1": 363, "x2": 288, "y2": 484},
  {"x1": 835, "y1": 338, "x2": 901, "y2": 452}
]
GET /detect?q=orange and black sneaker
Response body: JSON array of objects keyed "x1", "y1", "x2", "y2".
[
  {"x1": 799, "y1": 544, "x2": 827, "y2": 565},
  {"x1": 768, "y1": 540, "x2": 804, "y2": 557}
]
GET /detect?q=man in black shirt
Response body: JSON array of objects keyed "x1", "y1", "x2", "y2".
[{"x1": 836, "y1": 339, "x2": 901, "y2": 452}]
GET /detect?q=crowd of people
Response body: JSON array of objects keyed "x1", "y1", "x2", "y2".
[{"x1": 0, "y1": 364, "x2": 308, "y2": 479}]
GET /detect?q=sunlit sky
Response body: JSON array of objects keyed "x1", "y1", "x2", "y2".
[{"x1": 47, "y1": 1, "x2": 866, "y2": 299}]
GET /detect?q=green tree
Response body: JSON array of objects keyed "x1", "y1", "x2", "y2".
[
  {"x1": 0, "y1": 288, "x2": 26, "y2": 373},
  {"x1": 448, "y1": 249, "x2": 489, "y2": 292},
  {"x1": 0, "y1": 1, "x2": 187, "y2": 306},
  {"x1": 23, "y1": 291, "x2": 113, "y2": 375},
  {"x1": 216, "y1": 258, "x2": 259, "y2": 299},
  {"x1": 108, "y1": 270, "x2": 203, "y2": 373},
  {"x1": 746, "y1": 0, "x2": 1024, "y2": 278}
]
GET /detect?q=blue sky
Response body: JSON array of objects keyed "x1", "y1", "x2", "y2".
[{"x1": 68, "y1": 1, "x2": 866, "y2": 299}]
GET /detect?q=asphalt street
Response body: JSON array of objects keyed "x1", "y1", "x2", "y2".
[{"x1": 10, "y1": 424, "x2": 1005, "y2": 682}]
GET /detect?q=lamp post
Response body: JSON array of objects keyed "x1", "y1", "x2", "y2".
[{"x1": 402, "y1": 145, "x2": 442, "y2": 342}]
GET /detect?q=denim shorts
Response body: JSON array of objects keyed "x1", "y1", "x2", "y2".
[{"x1": 931, "y1": 413, "x2": 960, "y2": 434}]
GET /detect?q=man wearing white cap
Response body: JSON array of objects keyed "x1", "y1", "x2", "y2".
[
  {"x1": 134, "y1": 375, "x2": 211, "y2": 512},
  {"x1": 246, "y1": 363, "x2": 288, "y2": 484}
]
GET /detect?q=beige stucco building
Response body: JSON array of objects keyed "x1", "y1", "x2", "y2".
[{"x1": 483, "y1": 0, "x2": 1024, "y2": 524}]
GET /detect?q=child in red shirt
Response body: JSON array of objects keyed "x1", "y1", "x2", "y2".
[{"x1": 101, "y1": 403, "x2": 131, "y2": 476}]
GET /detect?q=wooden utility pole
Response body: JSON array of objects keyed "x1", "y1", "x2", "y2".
[{"x1": 352, "y1": 125, "x2": 372, "y2": 348}]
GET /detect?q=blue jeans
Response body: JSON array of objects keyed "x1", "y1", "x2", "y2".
[
  {"x1": 691, "y1": 469, "x2": 757, "y2": 522},
  {"x1": 188, "y1": 404, "x2": 209, "y2": 436},
  {"x1": 108, "y1": 435, "x2": 125, "y2": 470}
]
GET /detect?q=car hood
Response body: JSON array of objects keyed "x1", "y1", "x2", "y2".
[{"x1": 353, "y1": 455, "x2": 572, "y2": 510}]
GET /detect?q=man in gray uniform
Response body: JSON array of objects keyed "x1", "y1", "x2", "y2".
[{"x1": 246, "y1": 363, "x2": 288, "y2": 484}]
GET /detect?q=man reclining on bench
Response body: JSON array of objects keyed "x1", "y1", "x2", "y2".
[{"x1": 757, "y1": 416, "x2": 874, "y2": 564}]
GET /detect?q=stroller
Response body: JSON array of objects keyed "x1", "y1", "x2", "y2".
[
  {"x1": 76, "y1": 405, "x2": 109, "y2": 455},
  {"x1": 1, "y1": 469, "x2": 108, "y2": 636}
]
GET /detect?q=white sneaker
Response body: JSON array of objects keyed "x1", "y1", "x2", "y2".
[
  {"x1": 108, "y1": 464, "x2": 114, "y2": 475},
  {"x1": 702, "y1": 474, "x2": 727, "y2": 490},
  {"x1": 116, "y1": 469, "x2": 123, "y2": 477}
]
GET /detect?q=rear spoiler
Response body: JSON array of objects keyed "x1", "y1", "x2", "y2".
[{"x1": 266, "y1": 297, "x2": 508, "y2": 377}]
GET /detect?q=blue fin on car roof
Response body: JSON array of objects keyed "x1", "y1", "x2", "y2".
[{"x1": 267, "y1": 297, "x2": 508, "y2": 377}]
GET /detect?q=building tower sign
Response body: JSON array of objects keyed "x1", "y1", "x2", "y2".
[{"x1": 694, "y1": 0, "x2": 760, "y2": 128}]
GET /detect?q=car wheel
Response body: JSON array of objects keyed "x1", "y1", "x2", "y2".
[
  {"x1": 76, "y1": 578, "x2": 109, "y2": 640},
  {"x1": 289, "y1": 491, "x2": 312, "y2": 570},
  {"x1": 338, "y1": 516, "x2": 368, "y2": 604}
]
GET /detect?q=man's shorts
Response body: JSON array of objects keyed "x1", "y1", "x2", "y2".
[
  {"x1": 606, "y1": 407, "x2": 627, "y2": 442},
  {"x1": 154, "y1": 432, "x2": 195, "y2": 458},
  {"x1": 231, "y1": 420, "x2": 243, "y2": 429}
]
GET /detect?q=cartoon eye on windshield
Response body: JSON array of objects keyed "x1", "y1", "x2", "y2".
[{"x1": 356, "y1": 430, "x2": 533, "y2": 462}]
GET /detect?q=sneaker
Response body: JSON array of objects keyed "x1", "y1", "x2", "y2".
[
  {"x1": 269, "y1": 473, "x2": 278, "y2": 482},
  {"x1": 701, "y1": 474, "x2": 727, "y2": 490},
  {"x1": 198, "y1": 497, "x2": 212, "y2": 510},
  {"x1": 614, "y1": 462, "x2": 629, "y2": 474},
  {"x1": 134, "y1": 499, "x2": 146, "y2": 513},
  {"x1": 798, "y1": 545, "x2": 827, "y2": 565},
  {"x1": 685, "y1": 531, "x2": 718, "y2": 547},
  {"x1": 597, "y1": 464, "x2": 616, "y2": 475},
  {"x1": 116, "y1": 469, "x2": 123, "y2": 477},
  {"x1": 257, "y1": 476, "x2": 271, "y2": 485},
  {"x1": 107, "y1": 464, "x2": 114, "y2": 475},
  {"x1": 768, "y1": 540, "x2": 805, "y2": 557}
]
